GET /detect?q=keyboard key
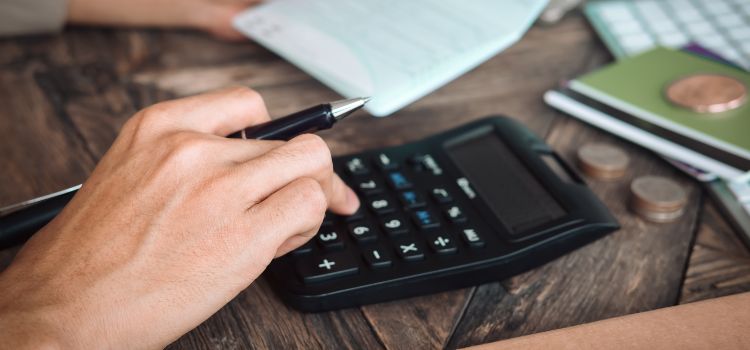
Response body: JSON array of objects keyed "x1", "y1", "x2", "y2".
[
  {"x1": 375, "y1": 153, "x2": 399, "y2": 170},
  {"x1": 412, "y1": 209, "x2": 440, "y2": 230},
  {"x1": 387, "y1": 171, "x2": 413, "y2": 190},
  {"x1": 363, "y1": 246, "x2": 393, "y2": 268},
  {"x1": 400, "y1": 191, "x2": 426, "y2": 209},
  {"x1": 345, "y1": 157, "x2": 370, "y2": 175},
  {"x1": 444, "y1": 205, "x2": 468, "y2": 224},
  {"x1": 368, "y1": 196, "x2": 396, "y2": 215},
  {"x1": 323, "y1": 211, "x2": 335, "y2": 225},
  {"x1": 460, "y1": 228, "x2": 485, "y2": 248},
  {"x1": 427, "y1": 234, "x2": 458, "y2": 255},
  {"x1": 348, "y1": 222, "x2": 377, "y2": 244},
  {"x1": 381, "y1": 214, "x2": 409, "y2": 236},
  {"x1": 353, "y1": 177, "x2": 384, "y2": 196},
  {"x1": 298, "y1": 252, "x2": 359, "y2": 283},
  {"x1": 317, "y1": 227, "x2": 345, "y2": 250},
  {"x1": 431, "y1": 188, "x2": 453, "y2": 204},
  {"x1": 395, "y1": 239, "x2": 426, "y2": 261}
]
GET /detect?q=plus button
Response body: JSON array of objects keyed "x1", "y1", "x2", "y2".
[{"x1": 318, "y1": 259, "x2": 336, "y2": 270}]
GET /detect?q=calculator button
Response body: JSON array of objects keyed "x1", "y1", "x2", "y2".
[
  {"x1": 381, "y1": 214, "x2": 409, "y2": 236},
  {"x1": 345, "y1": 157, "x2": 370, "y2": 176},
  {"x1": 444, "y1": 205, "x2": 467, "y2": 224},
  {"x1": 427, "y1": 234, "x2": 458, "y2": 255},
  {"x1": 298, "y1": 253, "x2": 359, "y2": 283},
  {"x1": 368, "y1": 196, "x2": 396, "y2": 215},
  {"x1": 375, "y1": 153, "x2": 399, "y2": 171},
  {"x1": 292, "y1": 241, "x2": 314, "y2": 255},
  {"x1": 353, "y1": 177, "x2": 384, "y2": 196},
  {"x1": 386, "y1": 171, "x2": 413, "y2": 190},
  {"x1": 342, "y1": 205, "x2": 366, "y2": 222},
  {"x1": 460, "y1": 228, "x2": 485, "y2": 248},
  {"x1": 409, "y1": 154, "x2": 443, "y2": 175},
  {"x1": 399, "y1": 191, "x2": 426, "y2": 209},
  {"x1": 411, "y1": 209, "x2": 440, "y2": 230},
  {"x1": 363, "y1": 246, "x2": 393, "y2": 269},
  {"x1": 395, "y1": 239, "x2": 426, "y2": 262},
  {"x1": 317, "y1": 227, "x2": 345, "y2": 250},
  {"x1": 348, "y1": 222, "x2": 377, "y2": 244},
  {"x1": 323, "y1": 211, "x2": 335, "y2": 225},
  {"x1": 431, "y1": 188, "x2": 453, "y2": 204}
]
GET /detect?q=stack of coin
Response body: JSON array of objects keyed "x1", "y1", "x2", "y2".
[
  {"x1": 629, "y1": 176, "x2": 688, "y2": 223},
  {"x1": 577, "y1": 143, "x2": 630, "y2": 180},
  {"x1": 665, "y1": 74, "x2": 747, "y2": 114}
]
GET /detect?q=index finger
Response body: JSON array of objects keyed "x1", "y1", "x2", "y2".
[{"x1": 148, "y1": 86, "x2": 270, "y2": 136}]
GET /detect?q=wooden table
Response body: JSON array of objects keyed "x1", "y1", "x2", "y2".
[{"x1": 2, "y1": 13, "x2": 750, "y2": 349}]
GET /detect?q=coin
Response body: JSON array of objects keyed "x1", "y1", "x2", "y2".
[
  {"x1": 577, "y1": 143, "x2": 630, "y2": 180},
  {"x1": 629, "y1": 176, "x2": 688, "y2": 223},
  {"x1": 665, "y1": 74, "x2": 747, "y2": 113}
]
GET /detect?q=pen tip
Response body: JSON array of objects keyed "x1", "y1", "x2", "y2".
[{"x1": 330, "y1": 97, "x2": 371, "y2": 120}]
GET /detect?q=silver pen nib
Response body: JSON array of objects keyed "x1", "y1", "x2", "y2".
[{"x1": 329, "y1": 97, "x2": 371, "y2": 121}]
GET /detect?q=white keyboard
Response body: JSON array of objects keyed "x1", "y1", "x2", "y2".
[{"x1": 585, "y1": 0, "x2": 750, "y2": 69}]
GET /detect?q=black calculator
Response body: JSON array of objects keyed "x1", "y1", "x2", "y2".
[{"x1": 265, "y1": 116, "x2": 619, "y2": 312}]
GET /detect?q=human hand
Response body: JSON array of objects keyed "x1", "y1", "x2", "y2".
[
  {"x1": 67, "y1": 0, "x2": 262, "y2": 40},
  {"x1": 0, "y1": 87, "x2": 359, "y2": 349}
]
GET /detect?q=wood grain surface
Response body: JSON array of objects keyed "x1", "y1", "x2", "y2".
[{"x1": 1, "y1": 13, "x2": 749, "y2": 350}]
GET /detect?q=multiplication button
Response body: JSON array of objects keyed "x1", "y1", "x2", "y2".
[
  {"x1": 298, "y1": 252, "x2": 359, "y2": 283},
  {"x1": 394, "y1": 239, "x2": 425, "y2": 262}
]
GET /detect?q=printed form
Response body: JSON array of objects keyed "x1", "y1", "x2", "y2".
[{"x1": 234, "y1": 0, "x2": 548, "y2": 116}]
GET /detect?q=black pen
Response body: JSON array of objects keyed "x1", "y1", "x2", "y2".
[{"x1": 0, "y1": 97, "x2": 370, "y2": 249}]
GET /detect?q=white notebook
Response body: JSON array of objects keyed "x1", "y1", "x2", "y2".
[{"x1": 233, "y1": 0, "x2": 548, "y2": 116}]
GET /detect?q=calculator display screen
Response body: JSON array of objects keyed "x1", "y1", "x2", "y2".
[{"x1": 446, "y1": 131, "x2": 566, "y2": 234}]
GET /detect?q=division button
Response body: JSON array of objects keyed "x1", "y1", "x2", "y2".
[
  {"x1": 427, "y1": 234, "x2": 458, "y2": 255},
  {"x1": 298, "y1": 252, "x2": 359, "y2": 283},
  {"x1": 316, "y1": 226, "x2": 345, "y2": 250},
  {"x1": 363, "y1": 246, "x2": 393, "y2": 269},
  {"x1": 411, "y1": 209, "x2": 440, "y2": 230},
  {"x1": 460, "y1": 228, "x2": 485, "y2": 248},
  {"x1": 431, "y1": 188, "x2": 453, "y2": 204},
  {"x1": 394, "y1": 239, "x2": 426, "y2": 262},
  {"x1": 348, "y1": 222, "x2": 377, "y2": 244},
  {"x1": 345, "y1": 157, "x2": 370, "y2": 176},
  {"x1": 381, "y1": 214, "x2": 409, "y2": 236}
]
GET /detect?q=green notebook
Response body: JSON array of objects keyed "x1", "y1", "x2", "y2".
[
  {"x1": 572, "y1": 47, "x2": 750, "y2": 152},
  {"x1": 545, "y1": 47, "x2": 750, "y2": 180}
]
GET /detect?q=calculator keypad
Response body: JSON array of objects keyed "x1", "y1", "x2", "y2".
[{"x1": 295, "y1": 152, "x2": 488, "y2": 284}]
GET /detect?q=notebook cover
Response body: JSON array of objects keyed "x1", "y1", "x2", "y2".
[{"x1": 569, "y1": 47, "x2": 750, "y2": 156}]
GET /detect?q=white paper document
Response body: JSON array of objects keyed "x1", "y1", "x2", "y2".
[{"x1": 234, "y1": 0, "x2": 548, "y2": 116}]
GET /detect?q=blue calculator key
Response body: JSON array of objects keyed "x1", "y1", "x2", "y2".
[
  {"x1": 387, "y1": 171, "x2": 412, "y2": 190},
  {"x1": 411, "y1": 210, "x2": 440, "y2": 230},
  {"x1": 399, "y1": 191, "x2": 426, "y2": 209}
]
